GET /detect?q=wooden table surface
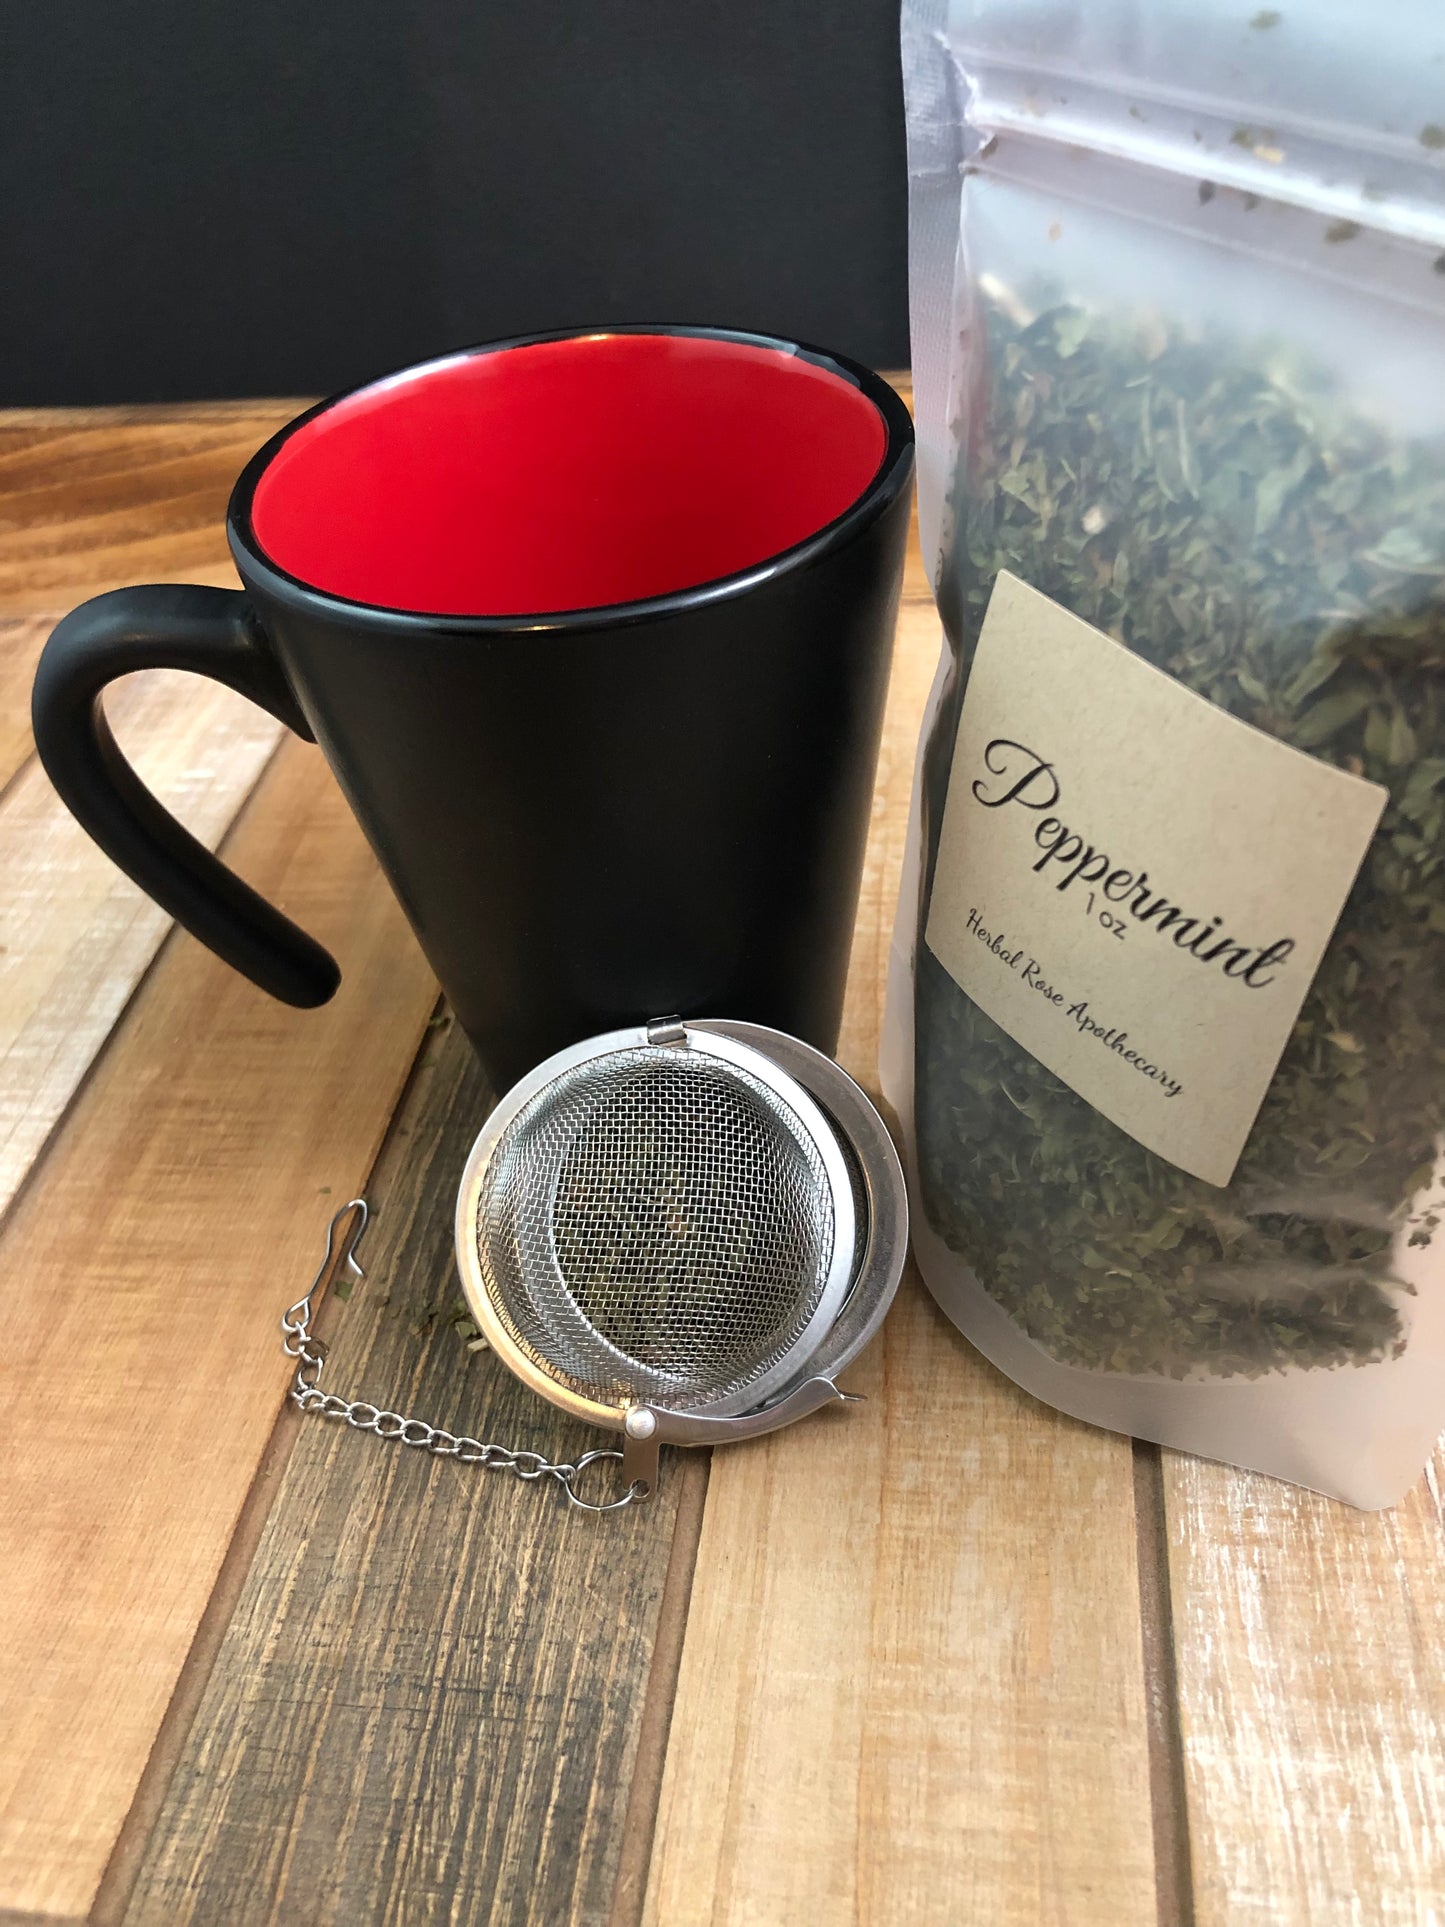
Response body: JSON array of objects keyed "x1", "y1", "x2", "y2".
[{"x1": 0, "y1": 385, "x2": 1441, "y2": 1927}]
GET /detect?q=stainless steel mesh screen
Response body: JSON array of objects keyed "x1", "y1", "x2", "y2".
[{"x1": 472, "y1": 1046, "x2": 840, "y2": 1413}]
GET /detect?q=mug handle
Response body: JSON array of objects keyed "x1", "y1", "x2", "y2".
[{"x1": 31, "y1": 584, "x2": 341, "y2": 1007}]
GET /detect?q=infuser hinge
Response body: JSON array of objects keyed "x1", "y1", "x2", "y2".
[
  {"x1": 621, "y1": 1405, "x2": 662, "y2": 1496},
  {"x1": 645, "y1": 1015, "x2": 687, "y2": 1047}
]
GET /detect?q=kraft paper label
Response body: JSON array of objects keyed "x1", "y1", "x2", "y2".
[{"x1": 924, "y1": 572, "x2": 1388, "y2": 1185}]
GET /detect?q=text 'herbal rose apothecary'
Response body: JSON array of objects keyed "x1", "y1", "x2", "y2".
[{"x1": 887, "y1": 0, "x2": 1445, "y2": 1506}]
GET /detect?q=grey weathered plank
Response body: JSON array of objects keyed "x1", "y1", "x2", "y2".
[{"x1": 122, "y1": 1019, "x2": 693, "y2": 1927}]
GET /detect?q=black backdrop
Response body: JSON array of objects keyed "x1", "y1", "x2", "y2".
[{"x1": 2, "y1": 1, "x2": 909, "y2": 405}]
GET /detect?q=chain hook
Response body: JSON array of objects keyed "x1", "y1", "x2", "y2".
[{"x1": 281, "y1": 1198, "x2": 368, "y2": 1353}]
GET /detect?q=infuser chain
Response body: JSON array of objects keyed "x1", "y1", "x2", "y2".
[{"x1": 280, "y1": 1199, "x2": 650, "y2": 1514}]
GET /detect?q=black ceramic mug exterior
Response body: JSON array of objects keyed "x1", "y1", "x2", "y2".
[{"x1": 32, "y1": 327, "x2": 914, "y2": 1089}]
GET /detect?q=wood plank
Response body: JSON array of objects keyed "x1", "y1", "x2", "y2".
[
  {"x1": 640, "y1": 581, "x2": 1159, "y2": 1927},
  {"x1": 0, "y1": 403, "x2": 300, "y2": 616},
  {"x1": 0, "y1": 736, "x2": 436, "y2": 1920},
  {"x1": 0, "y1": 398, "x2": 303, "y2": 1218},
  {"x1": 0, "y1": 669, "x2": 281, "y2": 1221},
  {"x1": 0, "y1": 617, "x2": 54, "y2": 796},
  {"x1": 644, "y1": 1286, "x2": 1158, "y2": 1927},
  {"x1": 1165, "y1": 1447, "x2": 1445, "y2": 1926},
  {"x1": 833, "y1": 596, "x2": 935, "y2": 1094},
  {"x1": 121, "y1": 1019, "x2": 696, "y2": 1927}
]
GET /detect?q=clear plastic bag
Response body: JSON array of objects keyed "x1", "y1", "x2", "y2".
[{"x1": 885, "y1": 0, "x2": 1445, "y2": 1505}]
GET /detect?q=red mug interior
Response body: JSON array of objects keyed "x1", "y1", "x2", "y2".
[{"x1": 248, "y1": 332, "x2": 888, "y2": 618}]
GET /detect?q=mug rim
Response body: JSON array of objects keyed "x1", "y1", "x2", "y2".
[{"x1": 226, "y1": 324, "x2": 914, "y2": 633}]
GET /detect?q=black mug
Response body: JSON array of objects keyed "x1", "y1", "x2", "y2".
[{"x1": 32, "y1": 327, "x2": 914, "y2": 1089}]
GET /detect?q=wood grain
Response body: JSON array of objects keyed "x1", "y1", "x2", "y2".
[
  {"x1": 640, "y1": 574, "x2": 1158, "y2": 1927},
  {"x1": 0, "y1": 617, "x2": 54, "y2": 796},
  {"x1": 0, "y1": 737, "x2": 436, "y2": 1920},
  {"x1": 0, "y1": 402, "x2": 299, "y2": 615},
  {"x1": 121, "y1": 1020, "x2": 695, "y2": 1927},
  {"x1": 0, "y1": 668, "x2": 280, "y2": 1222},
  {"x1": 833, "y1": 594, "x2": 934, "y2": 1102},
  {"x1": 643, "y1": 1277, "x2": 1158, "y2": 1927},
  {"x1": 1166, "y1": 1447, "x2": 1445, "y2": 1926}
]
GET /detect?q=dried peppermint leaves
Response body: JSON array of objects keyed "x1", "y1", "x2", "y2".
[{"x1": 916, "y1": 299, "x2": 1445, "y2": 1379}]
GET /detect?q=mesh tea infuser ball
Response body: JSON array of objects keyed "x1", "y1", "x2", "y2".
[{"x1": 283, "y1": 1017, "x2": 907, "y2": 1511}]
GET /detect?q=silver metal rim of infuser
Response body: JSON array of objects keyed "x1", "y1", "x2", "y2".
[{"x1": 453, "y1": 1015, "x2": 908, "y2": 1462}]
